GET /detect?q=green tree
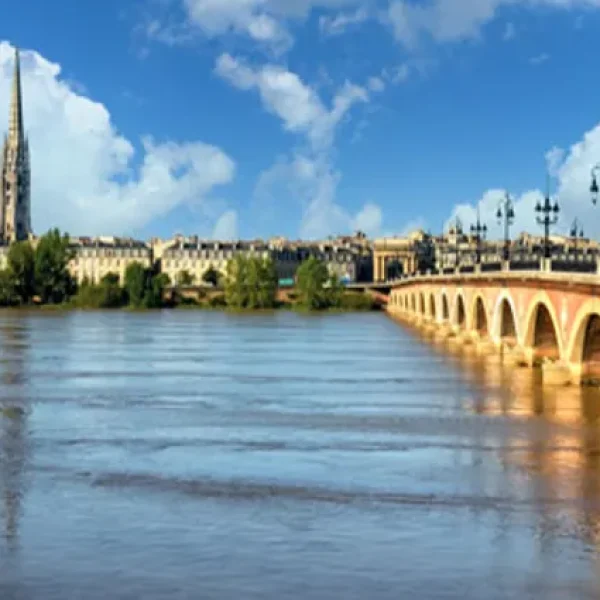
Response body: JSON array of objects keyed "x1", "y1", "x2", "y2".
[
  {"x1": 0, "y1": 269, "x2": 18, "y2": 306},
  {"x1": 295, "y1": 257, "x2": 330, "y2": 310},
  {"x1": 34, "y1": 229, "x2": 75, "y2": 304},
  {"x1": 73, "y1": 271, "x2": 126, "y2": 309},
  {"x1": 326, "y1": 274, "x2": 344, "y2": 308},
  {"x1": 202, "y1": 265, "x2": 220, "y2": 287},
  {"x1": 124, "y1": 262, "x2": 148, "y2": 308},
  {"x1": 176, "y1": 269, "x2": 194, "y2": 287},
  {"x1": 101, "y1": 272, "x2": 120, "y2": 286},
  {"x1": 143, "y1": 272, "x2": 169, "y2": 308},
  {"x1": 7, "y1": 241, "x2": 35, "y2": 304},
  {"x1": 224, "y1": 256, "x2": 278, "y2": 309}
]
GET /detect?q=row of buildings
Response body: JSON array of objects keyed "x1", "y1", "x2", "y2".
[{"x1": 0, "y1": 226, "x2": 587, "y2": 289}]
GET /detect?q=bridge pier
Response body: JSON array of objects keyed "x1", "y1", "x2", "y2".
[{"x1": 541, "y1": 361, "x2": 573, "y2": 387}]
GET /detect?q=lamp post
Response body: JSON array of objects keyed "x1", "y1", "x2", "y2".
[
  {"x1": 590, "y1": 165, "x2": 600, "y2": 205},
  {"x1": 451, "y1": 216, "x2": 463, "y2": 268},
  {"x1": 535, "y1": 190, "x2": 559, "y2": 259},
  {"x1": 470, "y1": 208, "x2": 487, "y2": 264},
  {"x1": 570, "y1": 218, "x2": 584, "y2": 259},
  {"x1": 496, "y1": 192, "x2": 515, "y2": 262}
]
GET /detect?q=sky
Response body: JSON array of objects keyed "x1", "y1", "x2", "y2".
[{"x1": 3, "y1": 0, "x2": 600, "y2": 242}]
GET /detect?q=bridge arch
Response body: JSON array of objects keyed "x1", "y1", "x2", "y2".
[
  {"x1": 491, "y1": 292, "x2": 519, "y2": 345},
  {"x1": 441, "y1": 293, "x2": 450, "y2": 321},
  {"x1": 454, "y1": 293, "x2": 466, "y2": 329},
  {"x1": 523, "y1": 294, "x2": 562, "y2": 361},
  {"x1": 566, "y1": 299, "x2": 600, "y2": 378},
  {"x1": 472, "y1": 296, "x2": 489, "y2": 336},
  {"x1": 429, "y1": 293, "x2": 436, "y2": 321},
  {"x1": 419, "y1": 292, "x2": 426, "y2": 315},
  {"x1": 411, "y1": 294, "x2": 416, "y2": 313}
]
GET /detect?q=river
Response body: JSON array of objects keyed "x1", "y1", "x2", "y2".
[{"x1": 1, "y1": 310, "x2": 600, "y2": 598}]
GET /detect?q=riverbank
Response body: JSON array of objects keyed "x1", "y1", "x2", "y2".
[{"x1": 0, "y1": 290, "x2": 380, "y2": 313}]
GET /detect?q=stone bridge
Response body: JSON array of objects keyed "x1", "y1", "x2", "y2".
[{"x1": 387, "y1": 270, "x2": 600, "y2": 386}]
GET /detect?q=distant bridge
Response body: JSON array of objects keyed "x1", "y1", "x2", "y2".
[{"x1": 385, "y1": 260, "x2": 600, "y2": 386}]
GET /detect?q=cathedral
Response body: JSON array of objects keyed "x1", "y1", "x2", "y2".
[{"x1": 0, "y1": 48, "x2": 31, "y2": 243}]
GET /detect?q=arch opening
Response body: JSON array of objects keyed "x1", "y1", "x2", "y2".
[
  {"x1": 419, "y1": 293, "x2": 426, "y2": 315},
  {"x1": 442, "y1": 295, "x2": 449, "y2": 321},
  {"x1": 429, "y1": 294, "x2": 436, "y2": 320},
  {"x1": 411, "y1": 294, "x2": 416, "y2": 312},
  {"x1": 532, "y1": 303, "x2": 560, "y2": 361},
  {"x1": 474, "y1": 298, "x2": 488, "y2": 335},
  {"x1": 499, "y1": 299, "x2": 517, "y2": 346},
  {"x1": 582, "y1": 315, "x2": 600, "y2": 379},
  {"x1": 456, "y1": 296, "x2": 466, "y2": 329}
]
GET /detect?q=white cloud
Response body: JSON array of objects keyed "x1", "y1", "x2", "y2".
[
  {"x1": 147, "y1": 0, "x2": 365, "y2": 53},
  {"x1": 212, "y1": 209, "x2": 239, "y2": 239},
  {"x1": 503, "y1": 22, "x2": 516, "y2": 40},
  {"x1": 215, "y1": 53, "x2": 369, "y2": 152},
  {"x1": 216, "y1": 54, "x2": 383, "y2": 238},
  {"x1": 387, "y1": 0, "x2": 598, "y2": 49},
  {"x1": 445, "y1": 121, "x2": 600, "y2": 241},
  {"x1": 529, "y1": 52, "x2": 550, "y2": 65},
  {"x1": 382, "y1": 63, "x2": 411, "y2": 84},
  {"x1": 0, "y1": 42, "x2": 236, "y2": 237},
  {"x1": 367, "y1": 75, "x2": 386, "y2": 92},
  {"x1": 352, "y1": 202, "x2": 382, "y2": 236},
  {"x1": 319, "y1": 7, "x2": 369, "y2": 36}
]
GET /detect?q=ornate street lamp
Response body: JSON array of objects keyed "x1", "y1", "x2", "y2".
[
  {"x1": 451, "y1": 216, "x2": 463, "y2": 268},
  {"x1": 535, "y1": 190, "x2": 559, "y2": 259},
  {"x1": 590, "y1": 164, "x2": 600, "y2": 205},
  {"x1": 570, "y1": 218, "x2": 584, "y2": 258},
  {"x1": 496, "y1": 192, "x2": 515, "y2": 261},
  {"x1": 470, "y1": 208, "x2": 487, "y2": 264}
]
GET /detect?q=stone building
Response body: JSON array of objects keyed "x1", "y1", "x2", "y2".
[
  {"x1": 0, "y1": 49, "x2": 31, "y2": 244},
  {"x1": 160, "y1": 238, "x2": 271, "y2": 285},
  {"x1": 372, "y1": 230, "x2": 435, "y2": 282},
  {"x1": 158, "y1": 235, "x2": 365, "y2": 285},
  {"x1": 68, "y1": 237, "x2": 152, "y2": 284}
]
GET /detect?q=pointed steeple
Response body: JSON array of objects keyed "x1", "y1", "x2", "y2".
[{"x1": 7, "y1": 48, "x2": 24, "y2": 147}]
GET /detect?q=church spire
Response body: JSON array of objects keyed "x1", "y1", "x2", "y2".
[
  {"x1": 0, "y1": 46, "x2": 31, "y2": 243},
  {"x1": 8, "y1": 48, "x2": 24, "y2": 147}
]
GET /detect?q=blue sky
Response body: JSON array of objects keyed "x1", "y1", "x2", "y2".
[{"x1": 3, "y1": 0, "x2": 600, "y2": 241}]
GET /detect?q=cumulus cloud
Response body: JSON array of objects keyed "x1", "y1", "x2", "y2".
[
  {"x1": 386, "y1": 0, "x2": 599, "y2": 49},
  {"x1": 212, "y1": 209, "x2": 239, "y2": 239},
  {"x1": 0, "y1": 42, "x2": 236, "y2": 237},
  {"x1": 446, "y1": 122, "x2": 600, "y2": 241},
  {"x1": 319, "y1": 7, "x2": 370, "y2": 36},
  {"x1": 215, "y1": 53, "x2": 369, "y2": 152},
  {"x1": 215, "y1": 54, "x2": 385, "y2": 238},
  {"x1": 146, "y1": 0, "x2": 366, "y2": 54}
]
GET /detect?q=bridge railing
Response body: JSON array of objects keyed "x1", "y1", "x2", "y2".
[{"x1": 381, "y1": 254, "x2": 600, "y2": 285}]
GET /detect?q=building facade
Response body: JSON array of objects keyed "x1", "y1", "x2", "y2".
[
  {"x1": 159, "y1": 235, "x2": 366, "y2": 286},
  {"x1": 0, "y1": 49, "x2": 31, "y2": 244},
  {"x1": 372, "y1": 231, "x2": 435, "y2": 282},
  {"x1": 68, "y1": 237, "x2": 152, "y2": 284}
]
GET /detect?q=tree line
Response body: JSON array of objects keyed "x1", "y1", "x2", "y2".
[
  {"x1": 0, "y1": 229, "x2": 170, "y2": 309},
  {"x1": 0, "y1": 231, "x2": 375, "y2": 312}
]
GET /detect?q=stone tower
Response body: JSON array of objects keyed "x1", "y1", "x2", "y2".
[{"x1": 0, "y1": 48, "x2": 31, "y2": 244}]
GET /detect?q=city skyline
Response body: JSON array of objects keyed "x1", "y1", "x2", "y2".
[{"x1": 3, "y1": 2, "x2": 600, "y2": 242}]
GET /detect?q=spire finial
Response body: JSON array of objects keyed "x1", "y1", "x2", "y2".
[{"x1": 8, "y1": 46, "x2": 24, "y2": 147}]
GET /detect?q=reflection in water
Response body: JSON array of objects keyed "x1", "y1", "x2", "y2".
[{"x1": 0, "y1": 320, "x2": 30, "y2": 550}]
